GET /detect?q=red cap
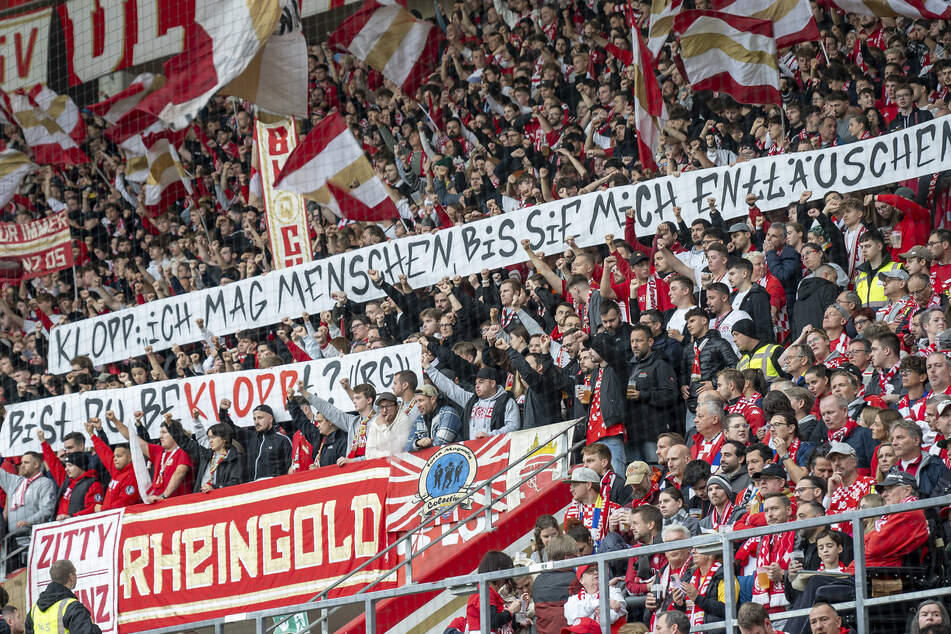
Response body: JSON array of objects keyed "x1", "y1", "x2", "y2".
[
  {"x1": 576, "y1": 564, "x2": 594, "y2": 582},
  {"x1": 561, "y1": 618, "x2": 602, "y2": 634}
]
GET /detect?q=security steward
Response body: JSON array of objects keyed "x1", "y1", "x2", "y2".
[
  {"x1": 26, "y1": 559, "x2": 100, "y2": 634},
  {"x1": 732, "y1": 319, "x2": 789, "y2": 384}
]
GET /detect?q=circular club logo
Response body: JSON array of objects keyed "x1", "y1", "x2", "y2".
[{"x1": 417, "y1": 445, "x2": 478, "y2": 514}]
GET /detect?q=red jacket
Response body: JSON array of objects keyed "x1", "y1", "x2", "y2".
[
  {"x1": 40, "y1": 441, "x2": 103, "y2": 517},
  {"x1": 845, "y1": 503, "x2": 928, "y2": 571},
  {"x1": 93, "y1": 436, "x2": 142, "y2": 509},
  {"x1": 877, "y1": 194, "x2": 930, "y2": 260}
]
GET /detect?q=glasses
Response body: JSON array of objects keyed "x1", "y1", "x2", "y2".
[{"x1": 768, "y1": 422, "x2": 791, "y2": 430}]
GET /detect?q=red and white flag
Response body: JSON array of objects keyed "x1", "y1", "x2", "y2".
[
  {"x1": 142, "y1": 130, "x2": 192, "y2": 216},
  {"x1": 8, "y1": 91, "x2": 88, "y2": 165},
  {"x1": 273, "y1": 112, "x2": 398, "y2": 221},
  {"x1": 0, "y1": 210, "x2": 73, "y2": 281},
  {"x1": 88, "y1": 73, "x2": 165, "y2": 125},
  {"x1": 828, "y1": 0, "x2": 951, "y2": 19},
  {"x1": 221, "y1": 1, "x2": 308, "y2": 119},
  {"x1": 328, "y1": 0, "x2": 443, "y2": 97},
  {"x1": 0, "y1": 150, "x2": 36, "y2": 209},
  {"x1": 385, "y1": 435, "x2": 511, "y2": 533},
  {"x1": 136, "y1": 0, "x2": 284, "y2": 129},
  {"x1": 630, "y1": 13, "x2": 664, "y2": 172},
  {"x1": 26, "y1": 85, "x2": 85, "y2": 145},
  {"x1": 711, "y1": 0, "x2": 817, "y2": 48},
  {"x1": 647, "y1": 0, "x2": 683, "y2": 60},
  {"x1": 674, "y1": 10, "x2": 781, "y2": 105}
]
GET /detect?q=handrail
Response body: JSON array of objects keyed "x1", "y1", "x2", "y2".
[
  {"x1": 137, "y1": 492, "x2": 951, "y2": 634},
  {"x1": 271, "y1": 419, "x2": 583, "y2": 634}
]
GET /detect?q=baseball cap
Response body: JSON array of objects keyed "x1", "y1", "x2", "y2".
[
  {"x1": 827, "y1": 442, "x2": 856, "y2": 457},
  {"x1": 728, "y1": 222, "x2": 751, "y2": 234},
  {"x1": 476, "y1": 367, "x2": 499, "y2": 382},
  {"x1": 880, "y1": 470, "x2": 916, "y2": 488},
  {"x1": 375, "y1": 391, "x2": 398, "y2": 404},
  {"x1": 753, "y1": 463, "x2": 787, "y2": 481},
  {"x1": 630, "y1": 252, "x2": 649, "y2": 266},
  {"x1": 415, "y1": 384, "x2": 438, "y2": 398},
  {"x1": 936, "y1": 399, "x2": 951, "y2": 418},
  {"x1": 900, "y1": 245, "x2": 932, "y2": 261},
  {"x1": 625, "y1": 461, "x2": 651, "y2": 486},
  {"x1": 878, "y1": 269, "x2": 910, "y2": 282},
  {"x1": 564, "y1": 466, "x2": 601, "y2": 485}
]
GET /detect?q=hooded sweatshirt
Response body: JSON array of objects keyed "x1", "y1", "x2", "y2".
[
  {"x1": 25, "y1": 582, "x2": 101, "y2": 634},
  {"x1": 426, "y1": 364, "x2": 520, "y2": 438},
  {"x1": 92, "y1": 436, "x2": 141, "y2": 510}
]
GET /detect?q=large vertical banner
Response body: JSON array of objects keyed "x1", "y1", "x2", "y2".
[
  {"x1": 28, "y1": 510, "x2": 125, "y2": 634},
  {"x1": 256, "y1": 116, "x2": 312, "y2": 270},
  {"x1": 0, "y1": 7, "x2": 50, "y2": 91}
]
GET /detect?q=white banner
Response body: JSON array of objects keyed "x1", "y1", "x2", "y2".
[
  {"x1": 5, "y1": 344, "x2": 420, "y2": 455},
  {"x1": 47, "y1": 118, "x2": 951, "y2": 373},
  {"x1": 257, "y1": 117, "x2": 313, "y2": 269},
  {"x1": 28, "y1": 509, "x2": 124, "y2": 634}
]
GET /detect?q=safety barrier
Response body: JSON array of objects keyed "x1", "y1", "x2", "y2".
[{"x1": 137, "y1": 493, "x2": 951, "y2": 634}]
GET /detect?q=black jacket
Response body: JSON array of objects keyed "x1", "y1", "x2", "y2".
[
  {"x1": 582, "y1": 365, "x2": 626, "y2": 430},
  {"x1": 187, "y1": 443, "x2": 245, "y2": 492},
  {"x1": 26, "y1": 582, "x2": 101, "y2": 634},
  {"x1": 792, "y1": 276, "x2": 839, "y2": 337},
  {"x1": 589, "y1": 323, "x2": 636, "y2": 381},
  {"x1": 505, "y1": 348, "x2": 562, "y2": 428},
  {"x1": 221, "y1": 409, "x2": 292, "y2": 481},
  {"x1": 680, "y1": 330, "x2": 738, "y2": 411},
  {"x1": 731, "y1": 284, "x2": 775, "y2": 344},
  {"x1": 285, "y1": 399, "x2": 348, "y2": 467},
  {"x1": 627, "y1": 351, "x2": 679, "y2": 439}
]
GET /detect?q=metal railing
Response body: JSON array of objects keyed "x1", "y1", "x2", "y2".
[
  {"x1": 139, "y1": 493, "x2": 951, "y2": 634},
  {"x1": 277, "y1": 419, "x2": 583, "y2": 634}
]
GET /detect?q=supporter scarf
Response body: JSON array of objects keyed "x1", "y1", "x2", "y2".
[
  {"x1": 784, "y1": 438, "x2": 801, "y2": 463},
  {"x1": 751, "y1": 531, "x2": 793, "y2": 609},
  {"x1": 152, "y1": 448, "x2": 181, "y2": 491},
  {"x1": 710, "y1": 502, "x2": 734, "y2": 531},
  {"x1": 644, "y1": 275, "x2": 658, "y2": 310},
  {"x1": 347, "y1": 413, "x2": 374, "y2": 459},
  {"x1": 827, "y1": 418, "x2": 857, "y2": 444},
  {"x1": 687, "y1": 561, "x2": 722, "y2": 626},
  {"x1": 875, "y1": 496, "x2": 917, "y2": 531},
  {"x1": 713, "y1": 309, "x2": 733, "y2": 331},
  {"x1": 878, "y1": 363, "x2": 900, "y2": 395},
  {"x1": 500, "y1": 307, "x2": 514, "y2": 328},
  {"x1": 631, "y1": 479, "x2": 660, "y2": 508},
  {"x1": 691, "y1": 339, "x2": 708, "y2": 379},
  {"x1": 844, "y1": 224, "x2": 867, "y2": 278},
  {"x1": 209, "y1": 451, "x2": 225, "y2": 476},
  {"x1": 10, "y1": 473, "x2": 42, "y2": 510}
]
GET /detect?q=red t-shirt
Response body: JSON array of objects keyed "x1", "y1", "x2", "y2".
[{"x1": 147, "y1": 444, "x2": 194, "y2": 498}]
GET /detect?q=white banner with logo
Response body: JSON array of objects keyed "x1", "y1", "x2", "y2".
[
  {"x1": 47, "y1": 118, "x2": 951, "y2": 372},
  {"x1": 28, "y1": 509, "x2": 124, "y2": 634},
  {"x1": 256, "y1": 117, "x2": 313, "y2": 270},
  {"x1": 4, "y1": 344, "x2": 421, "y2": 454}
]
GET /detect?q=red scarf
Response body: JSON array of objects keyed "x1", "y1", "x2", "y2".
[
  {"x1": 10, "y1": 473, "x2": 42, "y2": 510},
  {"x1": 711, "y1": 502, "x2": 735, "y2": 531},
  {"x1": 878, "y1": 363, "x2": 900, "y2": 395},
  {"x1": 751, "y1": 531, "x2": 794, "y2": 610},
  {"x1": 828, "y1": 418, "x2": 857, "y2": 444},
  {"x1": 347, "y1": 413, "x2": 375, "y2": 459},
  {"x1": 688, "y1": 561, "x2": 722, "y2": 626}
]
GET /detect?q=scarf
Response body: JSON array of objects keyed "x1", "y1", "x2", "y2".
[
  {"x1": 828, "y1": 418, "x2": 857, "y2": 444},
  {"x1": 691, "y1": 338, "x2": 708, "y2": 381},
  {"x1": 687, "y1": 561, "x2": 722, "y2": 626},
  {"x1": 152, "y1": 448, "x2": 180, "y2": 491},
  {"x1": 10, "y1": 473, "x2": 42, "y2": 511},
  {"x1": 209, "y1": 451, "x2": 225, "y2": 476},
  {"x1": 711, "y1": 502, "x2": 735, "y2": 531},
  {"x1": 878, "y1": 362, "x2": 900, "y2": 395},
  {"x1": 347, "y1": 413, "x2": 375, "y2": 459},
  {"x1": 751, "y1": 531, "x2": 794, "y2": 609},
  {"x1": 786, "y1": 438, "x2": 801, "y2": 463},
  {"x1": 844, "y1": 224, "x2": 867, "y2": 278}
]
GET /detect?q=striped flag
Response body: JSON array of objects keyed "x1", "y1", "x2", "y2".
[
  {"x1": 142, "y1": 130, "x2": 193, "y2": 216},
  {"x1": 8, "y1": 91, "x2": 88, "y2": 165},
  {"x1": 221, "y1": 0, "x2": 308, "y2": 119},
  {"x1": 328, "y1": 0, "x2": 443, "y2": 97},
  {"x1": 711, "y1": 0, "x2": 817, "y2": 48},
  {"x1": 828, "y1": 0, "x2": 951, "y2": 19},
  {"x1": 136, "y1": 0, "x2": 284, "y2": 129},
  {"x1": 88, "y1": 73, "x2": 165, "y2": 125},
  {"x1": 0, "y1": 150, "x2": 36, "y2": 209},
  {"x1": 647, "y1": 0, "x2": 683, "y2": 60},
  {"x1": 26, "y1": 85, "x2": 85, "y2": 146},
  {"x1": 273, "y1": 112, "x2": 398, "y2": 221},
  {"x1": 631, "y1": 22, "x2": 664, "y2": 173},
  {"x1": 674, "y1": 10, "x2": 781, "y2": 105}
]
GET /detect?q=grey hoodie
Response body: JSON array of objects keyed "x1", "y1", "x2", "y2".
[
  {"x1": 0, "y1": 469, "x2": 55, "y2": 534},
  {"x1": 426, "y1": 364, "x2": 520, "y2": 437}
]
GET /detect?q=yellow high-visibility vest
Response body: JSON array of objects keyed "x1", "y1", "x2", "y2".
[
  {"x1": 30, "y1": 598, "x2": 76, "y2": 634},
  {"x1": 737, "y1": 343, "x2": 782, "y2": 381}
]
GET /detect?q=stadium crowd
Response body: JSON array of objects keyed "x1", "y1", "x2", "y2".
[{"x1": 2, "y1": 0, "x2": 951, "y2": 631}]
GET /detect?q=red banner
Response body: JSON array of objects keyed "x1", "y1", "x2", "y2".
[
  {"x1": 116, "y1": 461, "x2": 395, "y2": 633},
  {"x1": 385, "y1": 435, "x2": 510, "y2": 533},
  {"x1": 0, "y1": 211, "x2": 73, "y2": 280}
]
